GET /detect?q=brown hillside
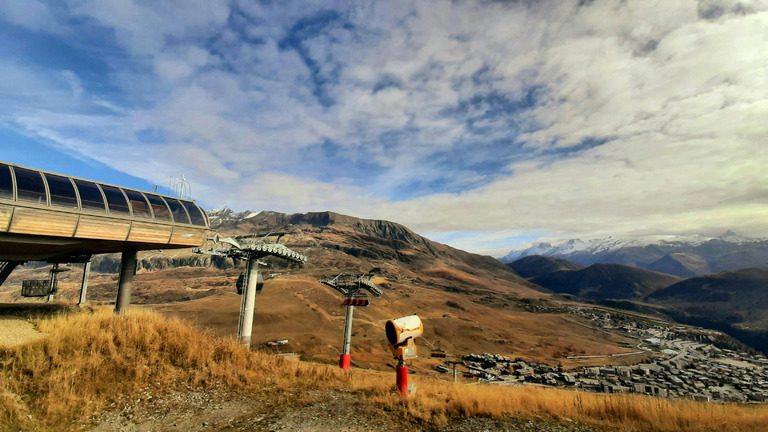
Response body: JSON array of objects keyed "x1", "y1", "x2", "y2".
[{"x1": 1, "y1": 210, "x2": 659, "y2": 369}]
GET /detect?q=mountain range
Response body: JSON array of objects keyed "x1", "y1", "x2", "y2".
[{"x1": 500, "y1": 231, "x2": 768, "y2": 277}]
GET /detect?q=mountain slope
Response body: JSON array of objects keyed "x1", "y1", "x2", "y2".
[
  {"x1": 3, "y1": 209, "x2": 656, "y2": 369},
  {"x1": 507, "y1": 255, "x2": 584, "y2": 280},
  {"x1": 154, "y1": 210, "x2": 650, "y2": 367},
  {"x1": 532, "y1": 263, "x2": 681, "y2": 300},
  {"x1": 647, "y1": 268, "x2": 768, "y2": 353},
  {"x1": 648, "y1": 268, "x2": 768, "y2": 323},
  {"x1": 207, "y1": 209, "x2": 531, "y2": 287},
  {"x1": 645, "y1": 253, "x2": 707, "y2": 278}
]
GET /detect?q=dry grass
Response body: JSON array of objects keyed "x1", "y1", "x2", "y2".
[
  {"x1": 1, "y1": 308, "x2": 766, "y2": 432},
  {"x1": 371, "y1": 378, "x2": 768, "y2": 431},
  {"x1": 0, "y1": 307, "x2": 352, "y2": 430},
  {"x1": 421, "y1": 266, "x2": 485, "y2": 286}
]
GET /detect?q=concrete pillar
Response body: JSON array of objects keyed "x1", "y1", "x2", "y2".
[
  {"x1": 340, "y1": 304, "x2": 354, "y2": 369},
  {"x1": 238, "y1": 255, "x2": 260, "y2": 348},
  {"x1": 114, "y1": 248, "x2": 137, "y2": 315},
  {"x1": 46, "y1": 263, "x2": 59, "y2": 302},
  {"x1": 78, "y1": 261, "x2": 91, "y2": 306}
]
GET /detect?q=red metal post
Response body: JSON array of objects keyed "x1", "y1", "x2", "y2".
[
  {"x1": 339, "y1": 354, "x2": 351, "y2": 369},
  {"x1": 396, "y1": 362, "x2": 408, "y2": 395}
]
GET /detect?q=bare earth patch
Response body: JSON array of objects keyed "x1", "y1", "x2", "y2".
[
  {"x1": 0, "y1": 317, "x2": 44, "y2": 347},
  {"x1": 89, "y1": 387, "x2": 608, "y2": 432}
]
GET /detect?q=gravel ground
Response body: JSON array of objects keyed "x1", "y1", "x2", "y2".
[
  {"x1": 0, "y1": 317, "x2": 44, "y2": 347},
  {"x1": 91, "y1": 387, "x2": 416, "y2": 432},
  {"x1": 89, "y1": 387, "x2": 613, "y2": 432}
]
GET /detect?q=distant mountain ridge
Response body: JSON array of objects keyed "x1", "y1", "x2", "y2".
[
  {"x1": 509, "y1": 256, "x2": 681, "y2": 300},
  {"x1": 534, "y1": 263, "x2": 681, "y2": 300},
  {"x1": 500, "y1": 231, "x2": 768, "y2": 277},
  {"x1": 507, "y1": 255, "x2": 584, "y2": 280},
  {"x1": 647, "y1": 268, "x2": 768, "y2": 354},
  {"x1": 207, "y1": 208, "x2": 527, "y2": 286}
]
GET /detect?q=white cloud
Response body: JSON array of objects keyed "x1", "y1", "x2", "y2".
[
  {"x1": 0, "y1": 0, "x2": 62, "y2": 33},
  {"x1": 3, "y1": 0, "x2": 768, "y2": 253}
]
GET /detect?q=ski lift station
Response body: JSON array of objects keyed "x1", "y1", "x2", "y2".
[{"x1": 0, "y1": 160, "x2": 210, "y2": 312}]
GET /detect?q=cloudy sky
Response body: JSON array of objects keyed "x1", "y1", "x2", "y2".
[{"x1": 1, "y1": 0, "x2": 767, "y2": 256}]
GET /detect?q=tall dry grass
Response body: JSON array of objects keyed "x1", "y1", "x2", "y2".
[
  {"x1": 1, "y1": 307, "x2": 766, "y2": 431},
  {"x1": 370, "y1": 378, "x2": 768, "y2": 431},
  {"x1": 0, "y1": 307, "x2": 354, "y2": 430}
]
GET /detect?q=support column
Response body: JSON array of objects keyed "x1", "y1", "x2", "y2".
[
  {"x1": 114, "y1": 247, "x2": 137, "y2": 315},
  {"x1": 340, "y1": 304, "x2": 354, "y2": 369},
  {"x1": 46, "y1": 263, "x2": 59, "y2": 302},
  {"x1": 238, "y1": 255, "x2": 260, "y2": 348},
  {"x1": 78, "y1": 261, "x2": 91, "y2": 306}
]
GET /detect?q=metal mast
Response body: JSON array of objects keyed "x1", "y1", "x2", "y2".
[
  {"x1": 319, "y1": 273, "x2": 383, "y2": 369},
  {"x1": 195, "y1": 232, "x2": 306, "y2": 347}
]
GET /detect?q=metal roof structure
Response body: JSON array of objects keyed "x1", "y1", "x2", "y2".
[{"x1": 0, "y1": 161, "x2": 209, "y2": 262}]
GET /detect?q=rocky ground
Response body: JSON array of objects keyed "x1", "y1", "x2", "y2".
[{"x1": 89, "y1": 386, "x2": 612, "y2": 432}]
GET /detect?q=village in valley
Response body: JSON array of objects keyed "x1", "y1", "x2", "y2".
[{"x1": 439, "y1": 307, "x2": 768, "y2": 403}]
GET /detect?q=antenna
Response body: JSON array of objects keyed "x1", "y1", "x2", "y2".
[{"x1": 168, "y1": 175, "x2": 192, "y2": 199}]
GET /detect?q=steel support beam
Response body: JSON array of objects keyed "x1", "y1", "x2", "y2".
[
  {"x1": 114, "y1": 247, "x2": 137, "y2": 315},
  {"x1": 46, "y1": 263, "x2": 59, "y2": 302},
  {"x1": 238, "y1": 255, "x2": 260, "y2": 348},
  {"x1": 0, "y1": 261, "x2": 21, "y2": 286},
  {"x1": 340, "y1": 304, "x2": 355, "y2": 369},
  {"x1": 78, "y1": 261, "x2": 91, "y2": 306}
]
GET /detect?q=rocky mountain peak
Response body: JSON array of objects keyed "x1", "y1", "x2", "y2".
[{"x1": 717, "y1": 230, "x2": 748, "y2": 243}]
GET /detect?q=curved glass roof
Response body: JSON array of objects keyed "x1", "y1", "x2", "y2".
[{"x1": 0, "y1": 161, "x2": 208, "y2": 227}]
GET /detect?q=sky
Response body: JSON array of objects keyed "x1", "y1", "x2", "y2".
[{"x1": 1, "y1": 0, "x2": 767, "y2": 257}]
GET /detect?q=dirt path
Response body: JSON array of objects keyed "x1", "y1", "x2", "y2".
[
  {"x1": 89, "y1": 387, "x2": 610, "y2": 432},
  {"x1": 90, "y1": 387, "x2": 415, "y2": 432}
]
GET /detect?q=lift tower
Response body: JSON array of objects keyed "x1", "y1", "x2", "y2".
[
  {"x1": 195, "y1": 233, "x2": 306, "y2": 347},
  {"x1": 320, "y1": 273, "x2": 383, "y2": 369}
]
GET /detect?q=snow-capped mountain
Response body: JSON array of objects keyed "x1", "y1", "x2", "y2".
[
  {"x1": 500, "y1": 231, "x2": 768, "y2": 277},
  {"x1": 501, "y1": 234, "x2": 717, "y2": 262},
  {"x1": 206, "y1": 207, "x2": 274, "y2": 224}
]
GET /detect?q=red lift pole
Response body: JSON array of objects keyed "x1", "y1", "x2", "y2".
[
  {"x1": 320, "y1": 274, "x2": 382, "y2": 370},
  {"x1": 340, "y1": 303, "x2": 354, "y2": 369}
]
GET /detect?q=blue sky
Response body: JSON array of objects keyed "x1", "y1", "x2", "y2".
[{"x1": 1, "y1": 0, "x2": 767, "y2": 256}]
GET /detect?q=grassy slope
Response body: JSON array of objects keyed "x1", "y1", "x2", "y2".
[{"x1": 1, "y1": 308, "x2": 767, "y2": 432}]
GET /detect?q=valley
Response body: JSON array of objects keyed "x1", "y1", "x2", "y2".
[{"x1": 508, "y1": 252, "x2": 768, "y2": 355}]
